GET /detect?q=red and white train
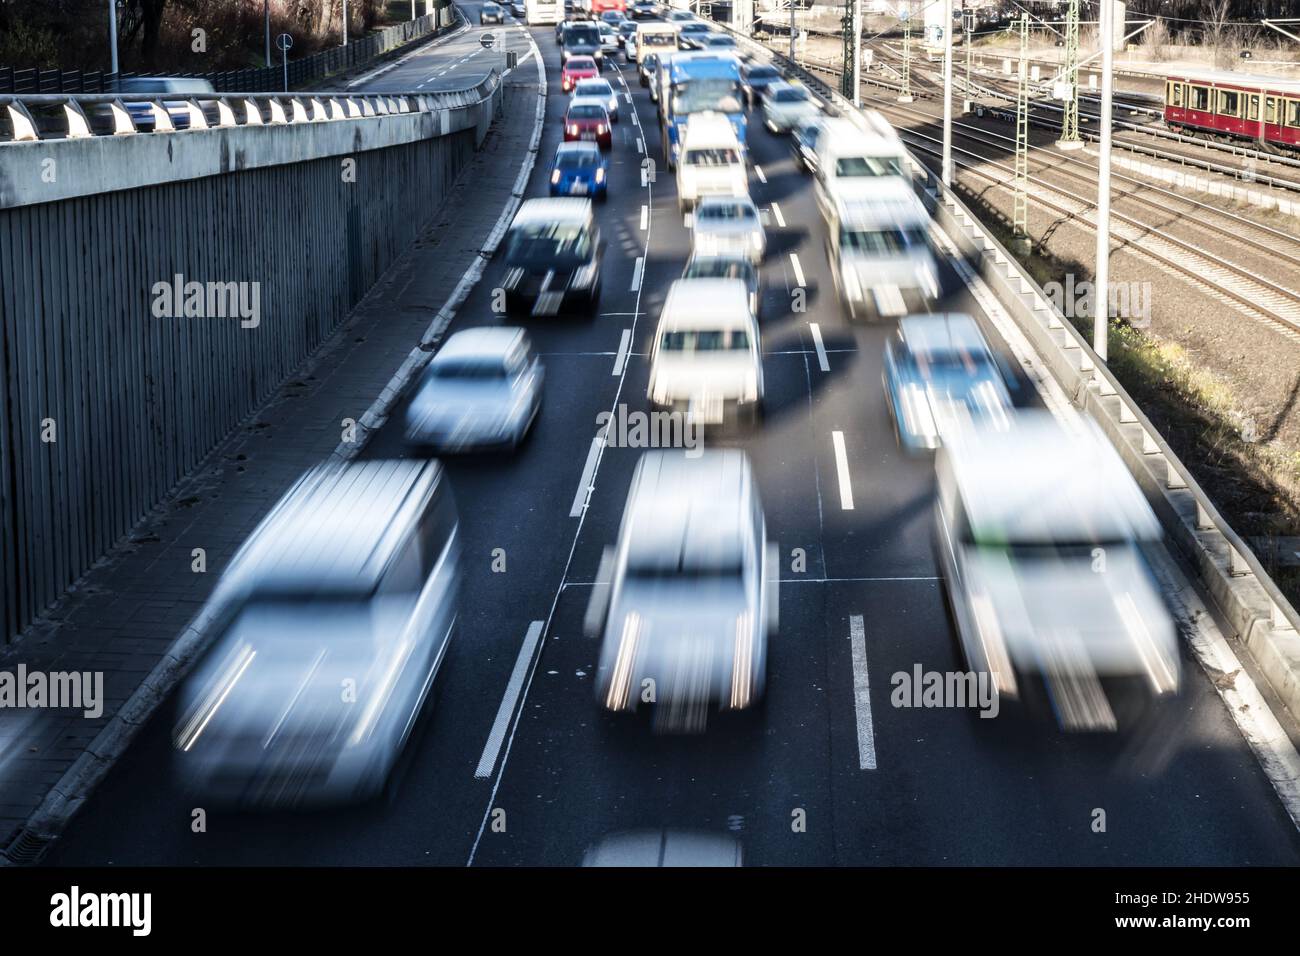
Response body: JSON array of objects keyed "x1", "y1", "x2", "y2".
[{"x1": 1164, "y1": 70, "x2": 1300, "y2": 151}]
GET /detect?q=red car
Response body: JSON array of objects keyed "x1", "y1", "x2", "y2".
[
  {"x1": 564, "y1": 102, "x2": 612, "y2": 150},
  {"x1": 561, "y1": 55, "x2": 599, "y2": 93}
]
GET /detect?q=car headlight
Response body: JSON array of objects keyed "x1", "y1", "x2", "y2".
[
  {"x1": 842, "y1": 261, "x2": 862, "y2": 300},
  {"x1": 571, "y1": 260, "x2": 599, "y2": 288},
  {"x1": 597, "y1": 123, "x2": 607, "y2": 134},
  {"x1": 902, "y1": 383, "x2": 937, "y2": 439},
  {"x1": 751, "y1": 232, "x2": 763, "y2": 250},
  {"x1": 595, "y1": 167, "x2": 606, "y2": 183},
  {"x1": 609, "y1": 96, "x2": 617, "y2": 110},
  {"x1": 568, "y1": 123, "x2": 579, "y2": 135},
  {"x1": 551, "y1": 169, "x2": 562, "y2": 184}
]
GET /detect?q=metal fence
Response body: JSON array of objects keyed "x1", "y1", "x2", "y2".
[{"x1": 0, "y1": 4, "x2": 453, "y2": 95}]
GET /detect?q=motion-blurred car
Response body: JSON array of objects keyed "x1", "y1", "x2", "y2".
[
  {"x1": 668, "y1": 8, "x2": 693, "y2": 21},
  {"x1": 583, "y1": 830, "x2": 744, "y2": 866},
  {"x1": 631, "y1": 0, "x2": 658, "y2": 18},
  {"x1": 572, "y1": 76, "x2": 620, "y2": 122},
  {"x1": 648, "y1": 278, "x2": 763, "y2": 425},
  {"x1": 761, "y1": 81, "x2": 821, "y2": 133},
  {"x1": 501, "y1": 198, "x2": 603, "y2": 315},
  {"x1": 561, "y1": 54, "x2": 601, "y2": 91},
  {"x1": 641, "y1": 52, "x2": 661, "y2": 91},
  {"x1": 561, "y1": 22, "x2": 603, "y2": 66},
  {"x1": 511, "y1": 0, "x2": 526, "y2": 17},
  {"x1": 882, "y1": 313, "x2": 1012, "y2": 451},
  {"x1": 742, "y1": 63, "x2": 782, "y2": 106},
  {"x1": 114, "y1": 76, "x2": 215, "y2": 131},
  {"x1": 676, "y1": 112, "x2": 747, "y2": 211},
  {"x1": 173, "y1": 459, "x2": 460, "y2": 805},
  {"x1": 600, "y1": 9, "x2": 626, "y2": 27},
  {"x1": 585, "y1": 450, "x2": 778, "y2": 730},
  {"x1": 564, "y1": 101, "x2": 613, "y2": 149},
  {"x1": 481, "y1": 1, "x2": 505, "y2": 23},
  {"x1": 598, "y1": 21, "x2": 621, "y2": 50},
  {"x1": 549, "y1": 141, "x2": 609, "y2": 199},
  {"x1": 618, "y1": 20, "x2": 638, "y2": 51},
  {"x1": 934, "y1": 411, "x2": 1180, "y2": 731},
  {"x1": 691, "y1": 195, "x2": 766, "y2": 264},
  {"x1": 404, "y1": 328, "x2": 543, "y2": 451},
  {"x1": 702, "y1": 33, "x2": 740, "y2": 55},
  {"x1": 790, "y1": 116, "x2": 826, "y2": 172},
  {"x1": 683, "y1": 253, "x2": 760, "y2": 317},
  {"x1": 824, "y1": 181, "x2": 939, "y2": 319},
  {"x1": 677, "y1": 21, "x2": 712, "y2": 48}
]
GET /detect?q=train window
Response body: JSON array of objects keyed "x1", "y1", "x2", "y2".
[
  {"x1": 1267, "y1": 96, "x2": 1279, "y2": 124},
  {"x1": 1190, "y1": 85, "x2": 1209, "y2": 111},
  {"x1": 1169, "y1": 83, "x2": 1183, "y2": 107},
  {"x1": 1218, "y1": 90, "x2": 1240, "y2": 117},
  {"x1": 1289, "y1": 99, "x2": 1300, "y2": 128},
  {"x1": 1248, "y1": 95, "x2": 1259, "y2": 122}
]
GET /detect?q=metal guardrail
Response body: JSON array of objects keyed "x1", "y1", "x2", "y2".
[
  {"x1": 0, "y1": 75, "x2": 500, "y2": 144},
  {"x1": 0, "y1": 8, "x2": 451, "y2": 96}
]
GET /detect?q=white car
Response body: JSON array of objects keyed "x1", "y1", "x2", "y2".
[
  {"x1": 404, "y1": 327, "x2": 544, "y2": 451},
  {"x1": 585, "y1": 449, "x2": 778, "y2": 731},
  {"x1": 572, "y1": 77, "x2": 620, "y2": 122},
  {"x1": 761, "y1": 81, "x2": 821, "y2": 133},
  {"x1": 648, "y1": 278, "x2": 763, "y2": 425},
  {"x1": 676, "y1": 112, "x2": 747, "y2": 211},
  {"x1": 691, "y1": 195, "x2": 766, "y2": 264}
]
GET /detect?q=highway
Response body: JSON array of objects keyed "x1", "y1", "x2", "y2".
[{"x1": 44, "y1": 5, "x2": 1300, "y2": 867}]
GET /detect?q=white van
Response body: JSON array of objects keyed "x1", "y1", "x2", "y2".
[
  {"x1": 648, "y1": 278, "x2": 763, "y2": 426},
  {"x1": 675, "y1": 112, "x2": 747, "y2": 212},
  {"x1": 635, "y1": 21, "x2": 678, "y2": 64},
  {"x1": 812, "y1": 114, "x2": 911, "y2": 224},
  {"x1": 824, "y1": 179, "x2": 940, "y2": 319}
]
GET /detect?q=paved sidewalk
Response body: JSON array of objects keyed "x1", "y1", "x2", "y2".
[{"x1": 0, "y1": 54, "x2": 542, "y2": 865}]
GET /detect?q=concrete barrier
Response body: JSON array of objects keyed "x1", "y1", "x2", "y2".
[{"x1": 0, "y1": 76, "x2": 502, "y2": 643}]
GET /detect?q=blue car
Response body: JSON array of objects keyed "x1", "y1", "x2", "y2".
[
  {"x1": 883, "y1": 313, "x2": 1013, "y2": 451},
  {"x1": 549, "y1": 142, "x2": 608, "y2": 200}
]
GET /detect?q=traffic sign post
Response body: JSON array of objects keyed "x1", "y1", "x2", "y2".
[{"x1": 278, "y1": 32, "x2": 293, "y2": 92}]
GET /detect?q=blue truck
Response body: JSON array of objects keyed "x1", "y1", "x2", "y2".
[{"x1": 657, "y1": 52, "x2": 747, "y2": 169}]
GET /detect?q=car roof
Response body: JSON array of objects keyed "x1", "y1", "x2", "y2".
[
  {"x1": 556, "y1": 141, "x2": 601, "y2": 156},
  {"x1": 513, "y1": 197, "x2": 593, "y2": 226},
  {"x1": 898, "y1": 313, "x2": 990, "y2": 357},
  {"x1": 831, "y1": 180, "x2": 928, "y2": 225},
  {"x1": 943, "y1": 411, "x2": 1160, "y2": 544},
  {"x1": 565, "y1": 55, "x2": 597, "y2": 67},
  {"x1": 660, "y1": 278, "x2": 753, "y2": 329},
  {"x1": 225, "y1": 460, "x2": 443, "y2": 595},
  {"x1": 433, "y1": 326, "x2": 527, "y2": 362},
  {"x1": 624, "y1": 451, "x2": 754, "y2": 567},
  {"x1": 696, "y1": 194, "x2": 758, "y2": 213}
]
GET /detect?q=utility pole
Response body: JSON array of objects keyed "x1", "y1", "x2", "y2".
[
  {"x1": 265, "y1": 0, "x2": 271, "y2": 68},
  {"x1": 1013, "y1": 12, "x2": 1029, "y2": 246},
  {"x1": 108, "y1": 0, "x2": 119, "y2": 76},
  {"x1": 1056, "y1": 0, "x2": 1082, "y2": 149},
  {"x1": 790, "y1": 0, "x2": 796, "y2": 61},
  {"x1": 342, "y1": 0, "x2": 349, "y2": 47},
  {"x1": 941, "y1": 0, "x2": 953, "y2": 186},
  {"x1": 1094, "y1": 0, "x2": 1115, "y2": 361},
  {"x1": 963, "y1": 4, "x2": 972, "y2": 114},
  {"x1": 842, "y1": 0, "x2": 861, "y2": 103},
  {"x1": 898, "y1": 6, "x2": 912, "y2": 103}
]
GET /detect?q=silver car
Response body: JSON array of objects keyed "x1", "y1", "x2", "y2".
[
  {"x1": 761, "y1": 82, "x2": 821, "y2": 133},
  {"x1": 173, "y1": 459, "x2": 460, "y2": 805},
  {"x1": 404, "y1": 327, "x2": 543, "y2": 452},
  {"x1": 585, "y1": 450, "x2": 778, "y2": 732},
  {"x1": 690, "y1": 195, "x2": 766, "y2": 264},
  {"x1": 572, "y1": 77, "x2": 620, "y2": 122}
]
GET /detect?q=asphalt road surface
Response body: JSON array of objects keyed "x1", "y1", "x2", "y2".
[{"x1": 46, "y1": 6, "x2": 1300, "y2": 867}]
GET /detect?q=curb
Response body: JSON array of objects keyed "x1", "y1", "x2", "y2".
[{"x1": 0, "y1": 26, "x2": 548, "y2": 867}]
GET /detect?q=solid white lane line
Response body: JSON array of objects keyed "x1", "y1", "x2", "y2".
[
  {"x1": 832, "y1": 430, "x2": 854, "y2": 510},
  {"x1": 771, "y1": 202, "x2": 786, "y2": 228},
  {"x1": 809, "y1": 322, "x2": 830, "y2": 372},
  {"x1": 636, "y1": 137, "x2": 644, "y2": 153},
  {"x1": 474, "y1": 621, "x2": 545, "y2": 779},
  {"x1": 570, "y1": 435, "x2": 605, "y2": 517},
  {"x1": 755, "y1": 165, "x2": 767, "y2": 184},
  {"x1": 640, "y1": 204, "x2": 648, "y2": 230},
  {"x1": 630, "y1": 256, "x2": 644, "y2": 291},
  {"x1": 849, "y1": 615, "x2": 878, "y2": 770},
  {"x1": 612, "y1": 329, "x2": 632, "y2": 375},
  {"x1": 790, "y1": 252, "x2": 806, "y2": 288},
  {"x1": 625, "y1": 92, "x2": 633, "y2": 103}
]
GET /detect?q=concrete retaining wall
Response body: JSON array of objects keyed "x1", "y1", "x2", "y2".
[{"x1": 0, "y1": 81, "x2": 501, "y2": 642}]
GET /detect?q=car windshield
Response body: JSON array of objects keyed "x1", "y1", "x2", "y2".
[
  {"x1": 682, "y1": 23, "x2": 709, "y2": 33},
  {"x1": 569, "y1": 104, "x2": 606, "y2": 120},
  {"x1": 685, "y1": 259, "x2": 753, "y2": 283},
  {"x1": 705, "y1": 36, "x2": 735, "y2": 46},
  {"x1": 916, "y1": 347, "x2": 995, "y2": 379},
  {"x1": 748, "y1": 66, "x2": 779, "y2": 80},
  {"x1": 566, "y1": 57, "x2": 596, "y2": 70},
  {"x1": 430, "y1": 358, "x2": 509, "y2": 379},
  {"x1": 698, "y1": 201, "x2": 754, "y2": 221},
  {"x1": 772, "y1": 86, "x2": 808, "y2": 103},
  {"x1": 673, "y1": 78, "x2": 743, "y2": 114},
  {"x1": 564, "y1": 24, "x2": 599, "y2": 44},
  {"x1": 835, "y1": 155, "x2": 904, "y2": 177},
  {"x1": 685, "y1": 147, "x2": 740, "y2": 165},
  {"x1": 575, "y1": 81, "x2": 612, "y2": 96},
  {"x1": 555, "y1": 149, "x2": 600, "y2": 168},
  {"x1": 841, "y1": 227, "x2": 914, "y2": 254},
  {"x1": 659, "y1": 329, "x2": 750, "y2": 351},
  {"x1": 507, "y1": 221, "x2": 593, "y2": 265},
  {"x1": 643, "y1": 33, "x2": 675, "y2": 47}
]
